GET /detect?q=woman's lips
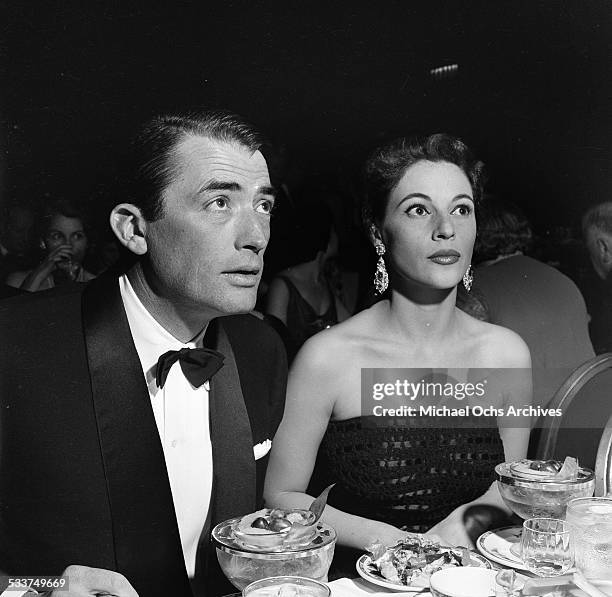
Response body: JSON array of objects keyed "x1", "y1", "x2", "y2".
[
  {"x1": 428, "y1": 254, "x2": 460, "y2": 265},
  {"x1": 427, "y1": 250, "x2": 461, "y2": 265}
]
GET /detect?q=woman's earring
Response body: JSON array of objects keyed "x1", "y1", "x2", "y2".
[
  {"x1": 463, "y1": 265, "x2": 473, "y2": 292},
  {"x1": 374, "y1": 243, "x2": 388, "y2": 294}
]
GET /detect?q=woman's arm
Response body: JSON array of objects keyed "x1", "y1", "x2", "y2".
[
  {"x1": 264, "y1": 334, "x2": 407, "y2": 550},
  {"x1": 12, "y1": 244, "x2": 74, "y2": 292},
  {"x1": 265, "y1": 277, "x2": 290, "y2": 325}
]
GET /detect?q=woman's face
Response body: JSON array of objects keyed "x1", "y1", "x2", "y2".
[
  {"x1": 378, "y1": 160, "x2": 476, "y2": 291},
  {"x1": 44, "y1": 214, "x2": 88, "y2": 264}
]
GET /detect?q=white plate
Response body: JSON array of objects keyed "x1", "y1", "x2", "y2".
[
  {"x1": 476, "y1": 526, "x2": 529, "y2": 571},
  {"x1": 356, "y1": 551, "x2": 491, "y2": 593}
]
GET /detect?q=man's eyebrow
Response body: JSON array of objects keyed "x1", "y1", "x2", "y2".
[
  {"x1": 197, "y1": 180, "x2": 277, "y2": 197},
  {"x1": 198, "y1": 180, "x2": 242, "y2": 193},
  {"x1": 258, "y1": 185, "x2": 277, "y2": 198}
]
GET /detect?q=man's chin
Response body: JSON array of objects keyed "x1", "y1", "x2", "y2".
[{"x1": 214, "y1": 293, "x2": 257, "y2": 317}]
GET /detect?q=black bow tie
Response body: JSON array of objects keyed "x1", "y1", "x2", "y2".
[{"x1": 155, "y1": 347, "x2": 225, "y2": 389}]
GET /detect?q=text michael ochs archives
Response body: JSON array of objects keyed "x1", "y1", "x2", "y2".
[{"x1": 360, "y1": 368, "x2": 565, "y2": 428}]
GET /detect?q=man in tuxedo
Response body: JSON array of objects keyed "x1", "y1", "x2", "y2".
[{"x1": 0, "y1": 111, "x2": 287, "y2": 596}]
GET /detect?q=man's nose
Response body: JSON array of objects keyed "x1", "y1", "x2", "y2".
[
  {"x1": 235, "y1": 209, "x2": 269, "y2": 253},
  {"x1": 433, "y1": 213, "x2": 455, "y2": 240}
]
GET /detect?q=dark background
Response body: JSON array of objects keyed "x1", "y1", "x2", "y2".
[{"x1": 3, "y1": 1, "x2": 612, "y2": 243}]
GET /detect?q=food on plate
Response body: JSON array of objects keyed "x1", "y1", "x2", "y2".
[{"x1": 366, "y1": 536, "x2": 479, "y2": 587}]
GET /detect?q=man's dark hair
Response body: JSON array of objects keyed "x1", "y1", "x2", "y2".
[
  {"x1": 474, "y1": 197, "x2": 533, "y2": 262},
  {"x1": 362, "y1": 133, "x2": 485, "y2": 228},
  {"x1": 129, "y1": 110, "x2": 266, "y2": 221},
  {"x1": 582, "y1": 202, "x2": 612, "y2": 238}
]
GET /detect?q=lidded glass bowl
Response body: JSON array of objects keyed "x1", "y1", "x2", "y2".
[
  {"x1": 495, "y1": 459, "x2": 594, "y2": 520},
  {"x1": 212, "y1": 511, "x2": 337, "y2": 590}
]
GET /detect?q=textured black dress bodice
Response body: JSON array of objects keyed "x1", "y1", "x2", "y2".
[{"x1": 316, "y1": 416, "x2": 505, "y2": 533}]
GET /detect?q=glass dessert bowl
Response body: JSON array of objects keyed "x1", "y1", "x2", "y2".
[
  {"x1": 495, "y1": 458, "x2": 595, "y2": 520},
  {"x1": 212, "y1": 508, "x2": 337, "y2": 590}
]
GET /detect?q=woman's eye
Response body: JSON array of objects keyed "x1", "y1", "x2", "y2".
[
  {"x1": 48, "y1": 232, "x2": 62, "y2": 241},
  {"x1": 452, "y1": 204, "x2": 473, "y2": 216},
  {"x1": 406, "y1": 204, "x2": 429, "y2": 217},
  {"x1": 72, "y1": 232, "x2": 85, "y2": 241},
  {"x1": 256, "y1": 199, "x2": 275, "y2": 215}
]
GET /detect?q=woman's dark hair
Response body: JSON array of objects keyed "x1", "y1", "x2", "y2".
[
  {"x1": 38, "y1": 198, "x2": 91, "y2": 239},
  {"x1": 473, "y1": 197, "x2": 533, "y2": 262},
  {"x1": 362, "y1": 133, "x2": 485, "y2": 228},
  {"x1": 128, "y1": 109, "x2": 267, "y2": 221}
]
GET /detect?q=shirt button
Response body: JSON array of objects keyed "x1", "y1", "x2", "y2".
[{"x1": 170, "y1": 440, "x2": 178, "y2": 448}]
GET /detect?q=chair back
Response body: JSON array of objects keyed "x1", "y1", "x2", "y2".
[
  {"x1": 595, "y1": 412, "x2": 612, "y2": 496},
  {"x1": 536, "y1": 353, "x2": 612, "y2": 469}
]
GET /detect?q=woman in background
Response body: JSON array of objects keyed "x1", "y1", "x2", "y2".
[
  {"x1": 265, "y1": 199, "x2": 352, "y2": 361},
  {"x1": 264, "y1": 134, "x2": 531, "y2": 552},
  {"x1": 6, "y1": 199, "x2": 96, "y2": 291}
]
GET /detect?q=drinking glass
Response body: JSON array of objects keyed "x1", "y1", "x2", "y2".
[
  {"x1": 520, "y1": 518, "x2": 573, "y2": 576},
  {"x1": 54, "y1": 259, "x2": 80, "y2": 285},
  {"x1": 566, "y1": 496, "x2": 612, "y2": 581}
]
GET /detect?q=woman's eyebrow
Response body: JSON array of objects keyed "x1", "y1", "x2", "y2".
[{"x1": 398, "y1": 192, "x2": 431, "y2": 204}]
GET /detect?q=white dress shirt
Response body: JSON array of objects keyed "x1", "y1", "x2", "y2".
[{"x1": 119, "y1": 274, "x2": 212, "y2": 578}]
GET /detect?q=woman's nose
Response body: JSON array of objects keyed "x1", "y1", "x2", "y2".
[{"x1": 433, "y1": 214, "x2": 455, "y2": 240}]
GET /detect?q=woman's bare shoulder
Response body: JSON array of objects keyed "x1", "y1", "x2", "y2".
[
  {"x1": 459, "y1": 310, "x2": 531, "y2": 368},
  {"x1": 295, "y1": 304, "x2": 382, "y2": 367}
]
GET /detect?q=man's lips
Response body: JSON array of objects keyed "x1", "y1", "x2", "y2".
[
  {"x1": 222, "y1": 268, "x2": 261, "y2": 286},
  {"x1": 222, "y1": 268, "x2": 260, "y2": 275},
  {"x1": 428, "y1": 250, "x2": 460, "y2": 265}
]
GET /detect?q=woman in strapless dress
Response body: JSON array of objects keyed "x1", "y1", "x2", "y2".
[{"x1": 264, "y1": 133, "x2": 531, "y2": 551}]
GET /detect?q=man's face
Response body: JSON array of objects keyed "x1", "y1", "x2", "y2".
[{"x1": 143, "y1": 135, "x2": 274, "y2": 318}]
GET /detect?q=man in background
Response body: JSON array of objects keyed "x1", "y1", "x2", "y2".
[{"x1": 582, "y1": 202, "x2": 612, "y2": 354}]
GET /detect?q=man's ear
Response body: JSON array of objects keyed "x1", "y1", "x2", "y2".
[
  {"x1": 599, "y1": 235, "x2": 612, "y2": 267},
  {"x1": 110, "y1": 204, "x2": 148, "y2": 256}
]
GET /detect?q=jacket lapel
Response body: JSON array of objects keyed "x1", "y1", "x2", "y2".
[
  {"x1": 208, "y1": 319, "x2": 256, "y2": 525},
  {"x1": 82, "y1": 274, "x2": 192, "y2": 597}
]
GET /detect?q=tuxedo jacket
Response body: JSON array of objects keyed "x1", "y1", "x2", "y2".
[{"x1": 0, "y1": 274, "x2": 287, "y2": 596}]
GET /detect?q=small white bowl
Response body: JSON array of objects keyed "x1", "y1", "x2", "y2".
[{"x1": 430, "y1": 568, "x2": 499, "y2": 597}]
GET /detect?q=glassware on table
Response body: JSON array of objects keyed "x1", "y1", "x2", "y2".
[
  {"x1": 212, "y1": 513, "x2": 336, "y2": 591},
  {"x1": 520, "y1": 518, "x2": 573, "y2": 577},
  {"x1": 242, "y1": 576, "x2": 330, "y2": 597},
  {"x1": 496, "y1": 460, "x2": 595, "y2": 520},
  {"x1": 566, "y1": 496, "x2": 612, "y2": 582}
]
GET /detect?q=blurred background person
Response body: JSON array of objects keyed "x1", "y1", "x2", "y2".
[
  {"x1": 0, "y1": 202, "x2": 36, "y2": 282},
  {"x1": 582, "y1": 201, "x2": 612, "y2": 354},
  {"x1": 6, "y1": 198, "x2": 96, "y2": 291},
  {"x1": 457, "y1": 198, "x2": 594, "y2": 413},
  {"x1": 265, "y1": 196, "x2": 353, "y2": 361}
]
